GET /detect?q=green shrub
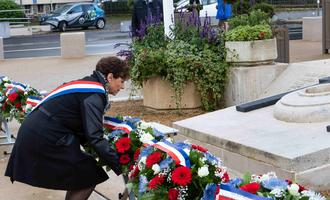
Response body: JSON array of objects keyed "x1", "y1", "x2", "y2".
[
  {"x1": 228, "y1": 9, "x2": 270, "y2": 30},
  {"x1": 251, "y1": 2, "x2": 275, "y2": 17},
  {"x1": 0, "y1": 0, "x2": 25, "y2": 19},
  {"x1": 226, "y1": 24, "x2": 273, "y2": 41},
  {"x1": 232, "y1": 0, "x2": 273, "y2": 16}
]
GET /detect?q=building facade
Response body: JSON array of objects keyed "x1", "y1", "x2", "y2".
[{"x1": 14, "y1": 0, "x2": 93, "y2": 14}]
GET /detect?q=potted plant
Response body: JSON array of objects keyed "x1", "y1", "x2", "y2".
[
  {"x1": 225, "y1": 9, "x2": 277, "y2": 65},
  {"x1": 119, "y1": 12, "x2": 230, "y2": 111}
]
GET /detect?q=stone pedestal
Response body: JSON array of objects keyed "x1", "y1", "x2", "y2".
[
  {"x1": 303, "y1": 16, "x2": 322, "y2": 42},
  {"x1": 142, "y1": 76, "x2": 201, "y2": 109},
  {"x1": 274, "y1": 83, "x2": 330, "y2": 123},
  {"x1": 225, "y1": 63, "x2": 288, "y2": 106},
  {"x1": 0, "y1": 22, "x2": 10, "y2": 38},
  {"x1": 60, "y1": 32, "x2": 85, "y2": 58}
]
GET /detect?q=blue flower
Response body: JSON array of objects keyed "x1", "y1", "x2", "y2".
[
  {"x1": 262, "y1": 178, "x2": 288, "y2": 190},
  {"x1": 138, "y1": 175, "x2": 148, "y2": 193},
  {"x1": 205, "y1": 152, "x2": 219, "y2": 164},
  {"x1": 201, "y1": 183, "x2": 217, "y2": 200},
  {"x1": 175, "y1": 142, "x2": 191, "y2": 150},
  {"x1": 152, "y1": 128, "x2": 165, "y2": 139},
  {"x1": 107, "y1": 129, "x2": 126, "y2": 140},
  {"x1": 228, "y1": 178, "x2": 242, "y2": 187},
  {"x1": 159, "y1": 157, "x2": 174, "y2": 169},
  {"x1": 139, "y1": 146, "x2": 153, "y2": 158}
]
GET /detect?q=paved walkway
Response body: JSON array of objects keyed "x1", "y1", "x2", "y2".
[{"x1": 0, "y1": 39, "x2": 330, "y2": 199}]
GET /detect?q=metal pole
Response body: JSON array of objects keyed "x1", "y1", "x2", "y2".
[{"x1": 317, "y1": 0, "x2": 320, "y2": 16}]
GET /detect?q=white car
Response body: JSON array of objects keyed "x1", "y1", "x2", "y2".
[{"x1": 175, "y1": 0, "x2": 218, "y2": 18}]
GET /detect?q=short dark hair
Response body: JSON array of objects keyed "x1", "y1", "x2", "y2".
[{"x1": 96, "y1": 56, "x2": 130, "y2": 80}]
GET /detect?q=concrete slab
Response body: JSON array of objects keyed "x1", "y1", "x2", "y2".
[
  {"x1": 262, "y1": 59, "x2": 330, "y2": 98},
  {"x1": 173, "y1": 104, "x2": 330, "y2": 189}
]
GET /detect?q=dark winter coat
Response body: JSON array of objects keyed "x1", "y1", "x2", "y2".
[{"x1": 5, "y1": 71, "x2": 121, "y2": 190}]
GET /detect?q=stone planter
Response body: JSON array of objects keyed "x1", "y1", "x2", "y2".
[
  {"x1": 142, "y1": 76, "x2": 201, "y2": 109},
  {"x1": 226, "y1": 38, "x2": 278, "y2": 66}
]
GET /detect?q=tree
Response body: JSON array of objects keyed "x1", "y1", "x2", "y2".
[{"x1": 0, "y1": 0, "x2": 25, "y2": 19}]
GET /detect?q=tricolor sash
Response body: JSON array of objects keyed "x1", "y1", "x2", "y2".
[
  {"x1": 144, "y1": 139, "x2": 191, "y2": 168},
  {"x1": 216, "y1": 184, "x2": 272, "y2": 200},
  {"x1": 8, "y1": 82, "x2": 27, "y2": 91},
  {"x1": 103, "y1": 116, "x2": 134, "y2": 134},
  {"x1": 31, "y1": 80, "x2": 105, "y2": 111},
  {"x1": 26, "y1": 96, "x2": 42, "y2": 107}
]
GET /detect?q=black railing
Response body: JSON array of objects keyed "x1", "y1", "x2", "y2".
[{"x1": 266, "y1": 0, "x2": 320, "y2": 7}]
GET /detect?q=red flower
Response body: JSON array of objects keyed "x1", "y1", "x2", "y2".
[
  {"x1": 240, "y1": 182, "x2": 260, "y2": 194},
  {"x1": 129, "y1": 165, "x2": 140, "y2": 179},
  {"x1": 286, "y1": 180, "x2": 305, "y2": 192},
  {"x1": 171, "y1": 166, "x2": 192, "y2": 186},
  {"x1": 259, "y1": 32, "x2": 265, "y2": 40},
  {"x1": 8, "y1": 93, "x2": 18, "y2": 102},
  {"x1": 15, "y1": 103, "x2": 21, "y2": 109},
  {"x1": 134, "y1": 148, "x2": 140, "y2": 161},
  {"x1": 191, "y1": 144, "x2": 208, "y2": 153},
  {"x1": 148, "y1": 175, "x2": 164, "y2": 190},
  {"x1": 168, "y1": 188, "x2": 179, "y2": 200},
  {"x1": 2, "y1": 102, "x2": 7, "y2": 111},
  {"x1": 222, "y1": 172, "x2": 230, "y2": 183},
  {"x1": 146, "y1": 152, "x2": 162, "y2": 168},
  {"x1": 119, "y1": 154, "x2": 130, "y2": 165},
  {"x1": 115, "y1": 137, "x2": 131, "y2": 153}
]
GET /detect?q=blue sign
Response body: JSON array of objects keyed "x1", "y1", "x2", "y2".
[{"x1": 33, "y1": 0, "x2": 37, "y2": 4}]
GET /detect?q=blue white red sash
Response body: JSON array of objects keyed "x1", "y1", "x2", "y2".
[
  {"x1": 144, "y1": 139, "x2": 191, "y2": 168},
  {"x1": 216, "y1": 184, "x2": 271, "y2": 200},
  {"x1": 8, "y1": 82, "x2": 27, "y2": 91},
  {"x1": 31, "y1": 80, "x2": 105, "y2": 111},
  {"x1": 26, "y1": 96, "x2": 42, "y2": 107},
  {"x1": 103, "y1": 116, "x2": 133, "y2": 134}
]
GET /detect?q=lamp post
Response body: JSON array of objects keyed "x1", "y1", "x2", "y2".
[{"x1": 317, "y1": 0, "x2": 320, "y2": 16}]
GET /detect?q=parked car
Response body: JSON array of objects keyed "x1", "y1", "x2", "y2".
[
  {"x1": 39, "y1": 3, "x2": 106, "y2": 32},
  {"x1": 175, "y1": 0, "x2": 217, "y2": 18}
]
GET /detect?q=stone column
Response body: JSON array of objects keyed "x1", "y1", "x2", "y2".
[
  {"x1": 60, "y1": 32, "x2": 85, "y2": 58},
  {"x1": 0, "y1": 37, "x2": 4, "y2": 60}
]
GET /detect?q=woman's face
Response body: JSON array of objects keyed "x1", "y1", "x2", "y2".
[{"x1": 107, "y1": 73, "x2": 125, "y2": 95}]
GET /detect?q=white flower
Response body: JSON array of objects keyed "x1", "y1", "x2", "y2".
[
  {"x1": 138, "y1": 156, "x2": 147, "y2": 170},
  {"x1": 260, "y1": 171, "x2": 277, "y2": 182},
  {"x1": 139, "y1": 133, "x2": 154, "y2": 143},
  {"x1": 3, "y1": 77, "x2": 9, "y2": 81},
  {"x1": 287, "y1": 183, "x2": 300, "y2": 196},
  {"x1": 270, "y1": 188, "x2": 285, "y2": 198},
  {"x1": 301, "y1": 190, "x2": 326, "y2": 200},
  {"x1": 4, "y1": 83, "x2": 9, "y2": 87},
  {"x1": 139, "y1": 121, "x2": 153, "y2": 129},
  {"x1": 251, "y1": 174, "x2": 261, "y2": 183},
  {"x1": 197, "y1": 165, "x2": 209, "y2": 177},
  {"x1": 199, "y1": 157, "x2": 207, "y2": 163},
  {"x1": 152, "y1": 164, "x2": 161, "y2": 175},
  {"x1": 166, "y1": 137, "x2": 173, "y2": 143}
]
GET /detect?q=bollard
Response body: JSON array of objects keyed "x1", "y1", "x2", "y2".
[
  {"x1": 60, "y1": 32, "x2": 85, "y2": 58},
  {"x1": 275, "y1": 20, "x2": 289, "y2": 63},
  {"x1": 0, "y1": 37, "x2": 3, "y2": 60}
]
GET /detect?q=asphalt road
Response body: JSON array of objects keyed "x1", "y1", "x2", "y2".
[{"x1": 3, "y1": 29, "x2": 131, "y2": 59}]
